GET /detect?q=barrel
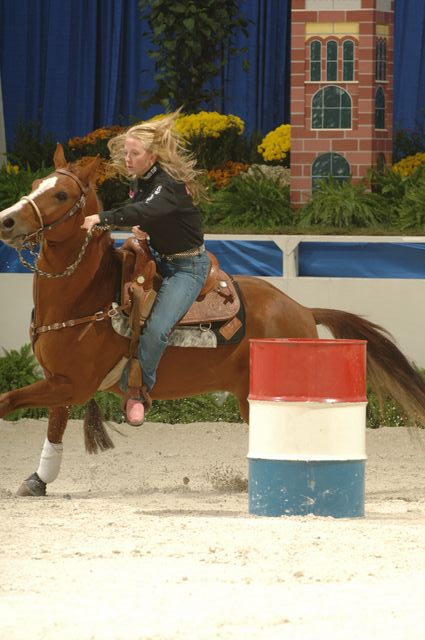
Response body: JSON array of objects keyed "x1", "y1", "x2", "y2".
[{"x1": 248, "y1": 338, "x2": 367, "y2": 518}]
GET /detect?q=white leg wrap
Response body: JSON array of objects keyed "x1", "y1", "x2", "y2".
[{"x1": 36, "y1": 438, "x2": 63, "y2": 483}]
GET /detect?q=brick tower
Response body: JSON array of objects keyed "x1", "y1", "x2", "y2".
[{"x1": 290, "y1": 0, "x2": 394, "y2": 207}]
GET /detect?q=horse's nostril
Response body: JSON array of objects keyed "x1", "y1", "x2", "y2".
[{"x1": 2, "y1": 217, "x2": 15, "y2": 229}]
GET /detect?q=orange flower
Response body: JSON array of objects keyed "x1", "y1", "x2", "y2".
[
  {"x1": 73, "y1": 156, "x2": 119, "y2": 186},
  {"x1": 207, "y1": 161, "x2": 249, "y2": 188}
]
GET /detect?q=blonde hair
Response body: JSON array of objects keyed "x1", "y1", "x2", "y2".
[{"x1": 107, "y1": 111, "x2": 207, "y2": 203}]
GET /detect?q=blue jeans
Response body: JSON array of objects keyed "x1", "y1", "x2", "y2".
[{"x1": 121, "y1": 251, "x2": 210, "y2": 393}]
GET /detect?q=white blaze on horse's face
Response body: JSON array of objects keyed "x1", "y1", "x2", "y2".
[{"x1": 0, "y1": 176, "x2": 60, "y2": 247}]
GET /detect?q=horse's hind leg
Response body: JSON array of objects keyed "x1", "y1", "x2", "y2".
[{"x1": 16, "y1": 406, "x2": 69, "y2": 497}]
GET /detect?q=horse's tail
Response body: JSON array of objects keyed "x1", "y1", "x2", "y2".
[
  {"x1": 83, "y1": 398, "x2": 115, "y2": 454},
  {"x1": 311, "y1": 308, "x2": 425, "y2": 426}
]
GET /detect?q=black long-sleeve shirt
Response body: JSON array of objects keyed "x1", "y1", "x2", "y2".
[{"x1": 99, "y1": 164, "x2": 204, "y2": 255}]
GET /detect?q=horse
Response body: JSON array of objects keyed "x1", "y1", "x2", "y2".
[{"x1": 1, "y1": 143, "x2": 425, "y2": 497}]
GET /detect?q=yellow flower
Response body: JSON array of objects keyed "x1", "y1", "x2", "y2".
[
  {"x1": 258, "y1": 124, "x2": 291, "y2": 162},
  {"x1": 392, "y1": 152, "x2": 425, "y2": 177},
  {"x1": 5, "y1": 162, "x2": 20, "y2": 175},
  {"x1": 174, "y1": 111, "x2": 244, "y2": 140}
]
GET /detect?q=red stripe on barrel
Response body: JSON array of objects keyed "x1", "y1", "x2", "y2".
[{"x1": 249, "y1": 338, "x2": 367, "y2": 403}]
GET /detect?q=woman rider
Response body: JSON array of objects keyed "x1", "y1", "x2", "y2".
[{"x1": 82, "y1": 112, "x2": 210, "y2": 426}]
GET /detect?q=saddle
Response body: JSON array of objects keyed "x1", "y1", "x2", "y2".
[
  {"x1": 114, "y1": 231, "x2": 243, "y2": 409},
  {"x1": 115, "y1": 231, "x2": 242, "y2": 341}
]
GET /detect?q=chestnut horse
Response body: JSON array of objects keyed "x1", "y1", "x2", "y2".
[{"x1": 1, "y1": 144, "x2": 425, "y2": 496}]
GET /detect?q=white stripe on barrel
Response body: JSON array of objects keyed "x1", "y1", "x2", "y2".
[{"x1": 248, "y1": 339, "x2": 367, "y2": 518}]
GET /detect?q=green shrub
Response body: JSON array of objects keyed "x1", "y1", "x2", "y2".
[
  {"x1": 0, "y1": 345, "x2": 46, "y2": 420},
  {"x1": 297, "y1": 177, "x2": 388, "y2": 228},
  {"x1": 96, "y1": 177, "x2": 131, "y2": 210},
  {"x1": 138, "y1": 0, "x2": 249, "y2": 112},
  {"x1": 393, "y1": 124, "x2": 425, "y2": 162},
  {"x1": 7, "y1": 119, "x2": 56, "y2": 171},
  {"x1": 0, "y1": 164, "x2": 53, "y2": 209},
  {"x1": 366, "y1": 388, "x2": 407, "y2": 428},
  {"x1": 148, "y1": 392, "x2": 242, "y2": 424},
  {"x1": 394, "y1": 166, "x2": 425, "y2": 229},
  {"x1": 200, "y1": 173, "x2": 293, "y2": 231}
]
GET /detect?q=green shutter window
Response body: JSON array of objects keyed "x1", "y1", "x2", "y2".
[
  {"x1": 343, "y1": 40, "x2": 354, "y2": 81},
  {"x1": 375, "y1": 86, "x2": 385, "y2": 129},
  {"x1": 381, "y1": 40, "x2": 387, "y2": 81},
  {"x1": 312, "y1": 86, "x2": 352, "y2": 129},
  {"x1": 310, "y1": 40, "x2": 321, "y2": 81},
  {"x1": 312, "y1": 153, "x2": 350, "y2": 190},
  {"x1": 326, "y1": 40, "x2": 338, "y2": 81},
  {"x1": 376, "y1": 39, "x2": 387, "y2": 81}
]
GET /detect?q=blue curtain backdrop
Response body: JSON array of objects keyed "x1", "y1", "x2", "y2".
[{"x1": 0, "y1": 0, "x2": 424, "y2": 148}]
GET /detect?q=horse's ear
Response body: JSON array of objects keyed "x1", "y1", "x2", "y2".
[
  {"x1": 53, "y1": 143, "x2": 68, "y2": 169},
  {"x1": 75, "y1": 155, "x2": 102, "y2": 186}
]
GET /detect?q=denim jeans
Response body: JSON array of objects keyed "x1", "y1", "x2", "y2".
[{"x1": 121, "y1": 251, "x2": 210, "y2": 393}]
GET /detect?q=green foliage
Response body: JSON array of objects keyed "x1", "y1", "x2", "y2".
[
  {"x1": 148, "y1": 392, "x2": 242, "y2": 424},
  {"x1": 138, "y1": 0, "x2": 249, "y2": 111},
  {"x1": 395, "y1": 166, "x2": 425, "y2": 229},
  {"x1": 366, "y1": 388, "x2": 408, "y2": 428},
  {"x1": 0, "y1": 344, "x2": 42, "y2": 392},
  {"x1": 0, "y1": 164, "x2": 53, "y2": 209},
  {"x1": 298, "y1": 177, "x2": 388, "y2": 229},
  {"x1": 393, "y1": 123, "x2": 425, "y2": 162},
  {"x1": 201, "y1": 174, "x2": 293, "y2": 230},
  {"x1": 0, "y1": 345, "x2": 46, "y2": 420},
  {"x1": 368, "y1": 166, "x2": 408, "y2": 204},
  {"x1": 7, "y1": 119, "x2": 56, "y2": 171},
  {"x1": 189, "y1": 128, "x2": 262, "y2": 171},
  {"x1": 96, "y1": 177, "x2": 131, "y2": 210}
]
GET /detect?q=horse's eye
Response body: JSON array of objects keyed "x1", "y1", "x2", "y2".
[{"x1": 55, "y1": 191, "x2": 68, "y2": 201}]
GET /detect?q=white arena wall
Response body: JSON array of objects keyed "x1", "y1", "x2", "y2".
[{"x1": 1, "y1": 234, "x2": 425, "y2": 369}]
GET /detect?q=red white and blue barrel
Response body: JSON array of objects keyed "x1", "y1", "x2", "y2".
[{"x1": 248, "y1": 339, "x2": 367, "y2": 518}]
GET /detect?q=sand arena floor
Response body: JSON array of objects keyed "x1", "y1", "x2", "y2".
[{"x1": 1, "y1": 418, "x2": 425, "y2": 639}]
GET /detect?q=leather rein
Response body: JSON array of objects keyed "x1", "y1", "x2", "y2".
[{"x1": 21, "y1": 168, "x2": 126, "y2": 341}]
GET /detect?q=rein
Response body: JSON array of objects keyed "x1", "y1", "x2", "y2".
[{"x1": 16, "y1": 168, "x2": 96, "y2": 279}]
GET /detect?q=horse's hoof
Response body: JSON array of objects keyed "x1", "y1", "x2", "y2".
[{"x1": 16, "y1": 472, "x2": 47, "y2": 497}]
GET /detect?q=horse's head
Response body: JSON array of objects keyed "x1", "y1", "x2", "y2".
[{"x1": 0, "y1": 144, "x2": 101, "y2": 248}]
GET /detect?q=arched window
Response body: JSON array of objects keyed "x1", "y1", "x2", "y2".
[
  {"x1": 312, "y1": 86, "x2": 352, "y2": 129},
  {"x1": 326, "y1": 40, "x2": 338, "y2": 81},
  {"x1": 375, "y1": 86, "x2": 385, "y2": 129},
  {"x1": 312, "y1": 153, "x2": 351, "y2": 190},
  {"x1": 343, "y1": 40, "x2": 354, "y2": 81},
  {"x1": 376, "y1": 39, "x2": 387, "y2": 81},
  {"x1": 310, "y1": 40, "x2": 322, "y2": 81}
]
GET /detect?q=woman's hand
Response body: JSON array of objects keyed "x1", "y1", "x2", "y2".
[
  {"x1": 132, "y1": 226, "x2": 148, "y2": 240},
  {"x1": 81, "y1": 214, "x2": 101, "y2": 232}
]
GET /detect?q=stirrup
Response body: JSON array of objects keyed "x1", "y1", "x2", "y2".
[{"x1": 125, "y1": 398, "x2": 145, "y2": 427}]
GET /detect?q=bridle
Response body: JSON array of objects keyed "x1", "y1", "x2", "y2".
[
  {"x1": 16, "y1": 168, "x2": 99, "y2": 279},
  {"x1": 21, "y1": 168, "x2": 88, "y2": 240},
  {"x1": 18, "y1": 167, "x2": 123, "y2": 342}
]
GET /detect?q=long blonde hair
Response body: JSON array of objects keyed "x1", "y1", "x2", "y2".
[{"x1": 107, "y1": 111, "x2": 207, "y2": 203}]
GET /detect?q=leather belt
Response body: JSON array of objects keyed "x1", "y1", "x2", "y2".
[{"x1": 161, "y1": 244, "x2": 205, "y2": 260}]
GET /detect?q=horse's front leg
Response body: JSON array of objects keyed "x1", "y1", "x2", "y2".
[
  {"x1": 16, "y1": 406, "x2": 69, "y2": 497},
  {"x1": 0, "y1": 376, "x2": 74, "y2": 418}
]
